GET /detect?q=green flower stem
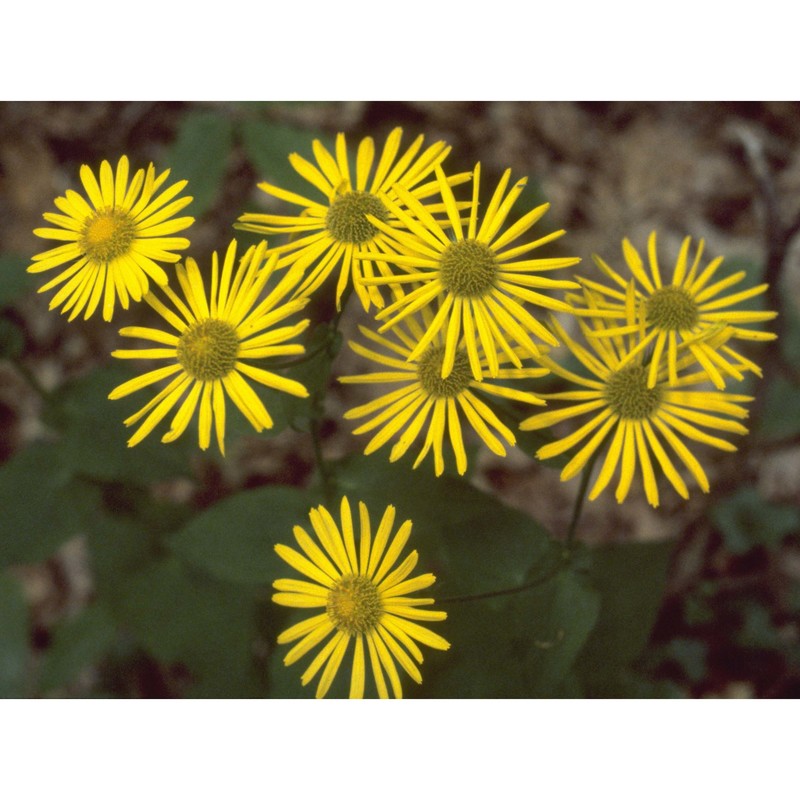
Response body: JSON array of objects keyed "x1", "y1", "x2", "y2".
[
  {"x1": 310, "y1": 415, "x2": 336, "y2": 506},
  {"x1": 564, "y1": 448, "x2": 600, "y2": 551},
  {"x1": 439, "y1": 549, "x2": 569, "y2": 604},
  {"x1": 11, "y1": 356, "x2": 49, "y2": 402},
  {"x1": 439, "y1": 448, "x2": 601, "y2": 605},
  {"x1": 307, "y1": 283, "x2": 355, "y2": 505}
]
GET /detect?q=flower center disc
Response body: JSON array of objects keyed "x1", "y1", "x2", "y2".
[
  {"x1": 439, "y1": 239, "x2": 497, "y2": 297},
  {"x1": 177, "y1": 319, "x2": 239, "y2": 381},
  {"x1": 645, "y1": 286, "x2": 699, "y2": 331},
  {"x1": 605, "y1": 365, "x2": 663, "y2": 420},
  {"x1": 327, "y1": 574, "x2": 382, "y2": 635},
  {"x1": 418, "y1": 345, "x2": 472, "y2": 397},
  {"x1": 80, "y1": 209, "x2": 137, "y2": 262},
  {"x1": 325, "y1": 191, "x2": 389, "y2": 244}
]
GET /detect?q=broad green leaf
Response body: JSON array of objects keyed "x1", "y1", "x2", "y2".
[
  {"x1": 336, "y1": 454, "x2": 555, "y2": 598},
  {"x1": 779, "y1": 304, "x2": 800, "y2": 367},
  {"x1": 251, "y1": 322, "x2": 341, "y2": 437},
  {"x1": 87, "y1": 508, "x2": 179, "y2": 603},
  {"x1": 38, "y1": 604, "x2": 117, "y2": 694},
  {"x1": 644, "y1": 637, "x2": 708, "y2": 684},
  {"x1": 167, "y1": 109, "x2": 234, "y2": 217},
  {"x1": 330, "y1": 455, "x2": 599, "y2": 697},
  {"x1": 0, "y1": 442, "x2": 95, "y2": 568},
  {"x1": 169, "y1": 485, "x2": 320, "y2": 584},
  {"x1": 576, "y1": 539, "x2": 674, "y2": 690},
  {"x1": 46, "y1": 364, "x2": 193, "y2": 484},
  {"x1": 0, "y1": 317, "x2": 24, "y2": 359},
  {"x1": 115, "y1": 557, "x2": 261, "y2": 698},
  {"x1": 239, "y1": 119, "x2": 332, "y2": 197},
  {"x1": 422, "y1": 569, "x2": 599, "y2": 698},
  {"x1": 0, "y1": 572, "x2": 29, "y2": 697},
  {"x1": 572, "y1": 667, "x2": 685, "y2": 698},
  {"x1": 754, "y1": 375, "x2": 800, "y2": 442},
  {"x1": 0, "y1": 254, "x2": 33, "y2": 308},
  {"x1": 711, "y1": 487, "x2": 800, "y2": 553}
]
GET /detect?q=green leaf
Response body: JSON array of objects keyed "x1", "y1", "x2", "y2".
[
  {"x1": 336, "y1": 454, "x2": 555, "y2": 598},
  {"x1": 239, "y1": 119, "x2": 332, "y2": 196},
  {"x1": 169, "y1": 485, "x2": 319, "y2": 584},
  {"x1": 0, "y1": 442, "x2": 95, "y2": 568},
  {"x1": 0, "y1": 254, "x2": 34, "y2": 308},
  {"x1": 645, "y1": 637, "x2": 708, "y2": 683},
  {"x1": 115, "y1": 557, "x2": 261, "y2": 698},
  {"x1": 331, "y1": 455, "x2": 600, "y2": 697},
  {"x1": 711, "y1": 487, "x2": 800, "y2": 553},
  {"x1": 575, "y1": 539, "x2": 674, "y2": 695},
  {"x1": 0, "y1": 317, "x2": 24, "y2": 359},
  {"x1": 86, "y1": 509, "x2": 173, "y2": 602},
  {"x1": 253, "y1": 322, "x2": 340, "y2": 437},
  {"x1": 754, "y1": 375, "x2": 800, "y2": 442},
  {"x1": 167, "y1": 109, "x2": 234, "y2": 217},
  {"x1": 0, "y1": 572, "x2": 29, "y2": 697},
  {"x1": 423, "y1": 569, "x2": 599, "y2": 698},
  {"x1": 47, "y1": 364, "x2": 193, "y2": 484},
  {"x1": 38, "y1": 604, "x2": 117, "y2": 694}
]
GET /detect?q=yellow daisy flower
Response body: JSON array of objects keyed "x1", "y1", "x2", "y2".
[
  {"x1": 108, "y1": 239, "x2": 309, "y2": 454},
  {"x1": 29, "y1": 155, "x2": 194, "y2": 322},
  {"x1": 579, "y1": 231, "x2": 777, "y2": 388},
  {"x1": 519, "y1": 304, "x2": 754, "y2": 507},
  {"x1": 273, "y1": 496, "x2": 450, "y2": 699},
  {"x1": 235, "y1": 127, "x2": 465, "y2": 311},
  {"x1": 339, "y1": 310, "x2": 547, "y2": 476},
  {"x1": 359, "y1": 162, "x2": 581, "y2": 381}
]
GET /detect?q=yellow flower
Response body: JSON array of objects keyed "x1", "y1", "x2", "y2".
[
  {"x1": 579, "y1": 231, "x2": 777, "y2": 388},
  {"x1": 235, "y1": 127, "x2": 464, "y2": 311},
  {"x1": 339, "y1": 310, "x2": 547, "y2": 476},
  {"x1": 108, "y1": 239, "x2": 309, "y2": 454},
  {"x1": 519, "y1": 306, "x2": 754, "y2": 507},
  {"x1": 273, "y1": 497, "x2": 450, "y2": 699},
  {"x1": 359, "y1": 162, "x2": 581, "y2": 380},
  {"x1": 29, "y1": 155, "x2": 194, "y2": 322}
]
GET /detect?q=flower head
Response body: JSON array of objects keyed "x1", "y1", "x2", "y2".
[
  {"x1": 236, "y1": 127, "x2": 463, "y2": 311},
  {"x1": 359, "y1": 163, "x2": 581, "y2": 380},
  {"x1": 273, "y1": 497, "x2": 450, "y2": 699},
  {"x1": 108, "y1": 239, "x2": 309, "y2": 454},
  {"x1": 339, "y1": 309, "x2": 547, "y2": 476},
  {"x1": 579, "y1": 232, "x2": 777, "y2": 388},
  {"x1": 519, "y1": 303, "x2": 755, "y2": 507},
  {"x1": 29, "y1": 155, "x2": 194, "y2": 321}
]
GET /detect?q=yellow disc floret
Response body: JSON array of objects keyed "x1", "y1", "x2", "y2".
[
  {"x1": 439, "y1": 239, "x2": 497, "y2": 297},
  {"x1": 176, "y1": 319, "x2": 239, "y2": 381},
  {"x1": 80, "y1": 209, "x2": 137, "y2": 262},
  {"x1": 326, "y1": 574, "x2": 383, "y2": 635},
  {"x1": 325, "y1": 191, "x2": 389, "y2": 244},
  {"x1": 418, "y1": 345, "x2": 472, "y2": 397},
  {"x1": 605, "y1": 364, "x2": 663, "y2": 420},
  {"x1": 645, "y1": 285, "x2": 699, "y2": 331}
]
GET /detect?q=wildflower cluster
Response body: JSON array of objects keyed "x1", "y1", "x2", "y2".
[{"x1": 27, "y1": 125, "x2": 777, "y2": 698}]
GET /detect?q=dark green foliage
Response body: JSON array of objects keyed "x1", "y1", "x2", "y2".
[
  {"x1": 38, "y1": 604, "x2": 117, "y2": 694},
  {"x1": 711, "y1": 487, "x2": 800, "y2": 553},
  {"x1": 167, "y1": 110, "x2": 234, "y2": 218},
  {"x1": 169, "y1": 485, "x2": 320, "y2": 585},
  {"x1": 240, "y1": 119, "x2": 333, "y2": 196},
  {"x1": 45, "y1": 365, "x2": 194, "y2": 484},
  {"x1": 0, "y1": 442, "x2": 96, "y2": 568},
  {"x1": 575, "y1": 540, "x2": 674, "y2": 696},
  {"x1": 0, "y1": 573, "x2": 29, "y2": 697},
  {"x1": 115, "y1": 557, "x2": 262, "y2": 698},
  {"x1": 0, "y1": 254, "x2": 33, "y2": 309}
]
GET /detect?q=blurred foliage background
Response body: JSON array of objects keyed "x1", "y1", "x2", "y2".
[{"x1": 1, "y1": 100, "x2": 799, "y2": 698}]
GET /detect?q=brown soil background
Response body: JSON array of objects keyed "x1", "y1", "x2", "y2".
[{"x1": 2, "y1": 100, "x2": 800, "y2": 698}]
